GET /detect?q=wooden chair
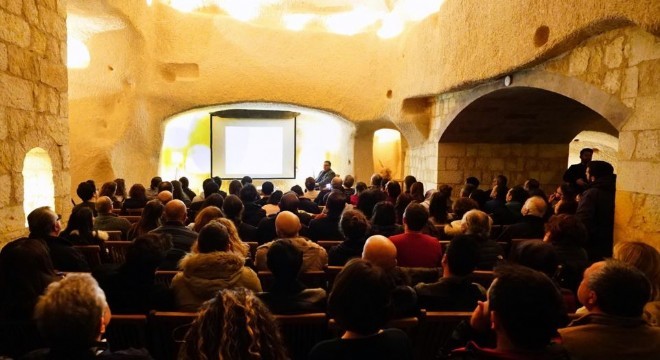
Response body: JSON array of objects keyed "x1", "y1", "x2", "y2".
[
  {"x1": 120, "y1": 215, "x2": 141, "y2": 224},
  {"x1": 323, "y1": 265, "x2": 343, "y2": 289},
  {"x1": 111, "y1": 208, "x2": 122, "y2": 214},
  {"x1": 329, "y1": 316, "x2": 419, "y2": 336},
  {"x1": 105, "y1": 314, "x2": 148, "y2": 352},
  {"x1": 106, "y1": 241, "x2": 132, "y2": 264},
  {"x1": 73, "y1": 245, "x2": 102, "y2": 269},
  {"x1": 258, "y1": 271, "x2": 327, "y2": 290},
  {"x1": 468, "y1": 270, "x2": 495, "y2": 289},
  {"x1": 126, "y1": 208, "x2": 144, "y2": 215},
  {"x1": 413, "y1": 311, "x2": 471, "y2": 360},
  {"x1": 154, "y1": 271, "x2": 179, "y2": 287},
  {"x1": 147, "y1": 311, "x2": 197, "y2": 360},
  {"x1": 106, "y1": 230, "x2": 123, "y2": 241},
  {"x1": 399, "y1": 267, "x2": 441, "y2": 286},
  {"x1": 317, "y1": 240, "x2": 342, "y2": 252},
  {"x1": 246, "y1": 241, "x2": 259, "y2": 260},
  {"x1": 275, "y1": 313, "x2": 329, "y2": 360}
]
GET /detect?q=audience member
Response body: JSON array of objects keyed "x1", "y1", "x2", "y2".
[
  {"x1": 563, "y1": 148, "x2": 592, "y2": 193},
  {"x1": 114, "y1": 178, "x2": 127, "y2": 203},
  {"x1": 385, "y1": 180, "x2": 402, "y2": 204},
  {"x1": 121, "y1": 183, "x2": 148, "y2": 213},
  {"x1": 191, "y1": 206, "x2": 223, "y2": 233},
  {"x1": 256, "y1": 192, "x2": 312, "y2": 244},
  {"x1": 444, "y1": 197, "x2": 479, "y2": 237},
  {"x1": 171, "y1": 180, "x2": 191, "y2": 206},
  {"x1": 296, "y1": 185, "x2": 321, "y2": 214},
  {"x1": 156, "y1": 190, "x2": 173, "y2": 204},
  {"x1": 188, "y1": 178, "x2": 220, "y2": 220},
  {"x1": 258, "y1": 239, "x2": 326, "y2": 314},
  {"x1": 239, "y1": 184, "x2": 267, "y2": 226},
  {"x1": 315, "y1": 176, "x2": 342, "y2": 206},
  {"x1": 343, "y1": 175, "x2": 356, "y2": 199},
  {"x1": 415, "y1": 235, "x2": 486, "y2": 311},
  {"x1": 576, "y1": 160, "x2": 616, "y2": 261},
  {"x1": 228, "y1": 179, "x2": 242, "y2": 196},
  {"x1": 328, "y1": 210, "x2": 371, "y2": 266},
  {"x1": 256, "y1": 181, "x2": 274, "y2": 206},
  {"x1": 262, "y1": 190, "x2": 282, "y2": 216},
  {"x1": 72, "y1": 181, "x2": 98, "y2": 216},
  {"x1": 409, "y1": 182, "x2": 425, "y2": 203},
  {"x1": 304, "y1": 176, "x2": 320, "y2": 200},
  {"x1": 614, "y1": 242, "x2": 660, "y2": 326},
  {"x1": 181, "y1": 288, "x2": 288, "y2": 360},
  {"x1": 484, "y1": 184, "x2": 508, "y2": 224},
  {"x1": 315, "y1": 160, "x2": 336, "y2": 189},
  {"x1": 497, "y1": 196, "x2": 547, "y2": 242},
  {"x1": 559, "y1": 260, "x2": 660, "y2": 359},
  {"x1": 309, "y1": 259, "x2": 412, "y2": 360},
  {"x1": 356, "y1": 188, "x2": 387, "y2": 219},
  {"x1": 308, "y1": 191, "x2": 346, "y2": 241},
  {"x1": 543, "y1": 214, "x2": 589, "y2": 294},
  {"x1": 223, "y1": 194, "x2": 258, "y2": 242},
  {"x1": 150, "y1": 199, "x2": 198, "y2": 251},
  {"x1": 241, "y1": 176, "x2": 253, "y2": 186},
  {"x1": 503, "y1": 185, "x2": 529, "y2": 224},
  {"x1": 524, "y1": 178, "x2": 547, "y2": 200},
  {"x1": 403, "y1": 175, "x2": 417, "y2": 194},
  {"x1": 389, "y1": 203, "x2": 442, "y2": 268},
  {"x1": 94, "y1": 196, "x2": 131, "y2": 239},
  {"x1": 146, "y1": 176, "x2": 162, "y2": 200},
  {"x1": 461, "y1": 210, "x2": 504, "y2": 270},
  {"x1": 171, "y1": 221, "x2": 261, "y2": 311},
  {"x1": 428, "y1": 191, "x2": 450, "y2": 225},
  {"x1": 98, "y1": 181, "x2": 121, "y2": 209},
  {"x1": 394, "y1": 193, "x2": 413, "y2": 225},
  {"x1": 370, "y1": 201, "x2": 403, "y2": 238},
  {"x1": 127, "y1": 199, "x2": 163, "y2": 240},
  {"x1": 369, "y1": 173, "x2": 384, "y2": 190},
  {"x1": 157, "y1": 181, "x2": 174, "y2": 194},
  {"x1": 60, "y1": 207, "x2": 109, "y2": 263},
  {"x1": 179, "y1": 176, "x2": 196, "y2": 200},
  {"x1": 549, "y1": 183, "x2": 578, "y2": 215},
  {"x1": 215, "y1": 218, "x2": 250, "y2": 258},
  {"x1": 255, "y1": 211, "x2": 327, "y2": 271},
  {"x1": 350, "y1": 181, "x2": 367, "y2": 205}
]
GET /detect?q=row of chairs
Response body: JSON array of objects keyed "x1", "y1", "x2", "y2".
[{"x1": 105, "y1": 310, "x2": 473, "y2": 360}]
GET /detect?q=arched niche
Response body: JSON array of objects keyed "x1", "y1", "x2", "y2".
[
  {"x1": 373, "y1": 129, "x2": 403, "y2": 181},
  {"x1": 22, "y1": 148, "x2": 56, "y2": 225}
]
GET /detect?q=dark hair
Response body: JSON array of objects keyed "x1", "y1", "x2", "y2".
[
  {"x1": 371, "y1": 201, "x2": 396, "y2": 226},
  {"x1": 403, "y1": 175, "x2": 417, "y2": 193},
  {"x1": 268, "y1": 190, "x2": 283, "y2": 205},
  {"x1": 201, "y1": 193, "x2": 224, "y2": 210},
  {"x1": 465, "y1": 176, "x2": 480, "y2": 187},
  {"x1": 394, "y1": 193, "x2": 413, "y2": 225},
  {"x1": 525, "y1": 179, "x2": 540, "y2": 190},
  {"x1": 357, "y1": 189, "x2": 386, "y2": 219},
  {"x1": 489, "y1": 265, "x2": 565, "y2": 350},
  {"x1": 452, "y1": 198, "x2": 479, "y2": 219},
  {"x1": 508, "y1": 186, "x2": 529, "y2": 203},
  {"x1": 158, "y1": 181, "x2": 173, "y2": 193},
  {"x1": 340, "y1": 210, "x2": 370, "y2": 242},
  {"x1": 114, "y1": 178, "x2": 127, "y2": 198},
  {"x1": 587, "y1": 160, "x2": 614, "y2": 178},
  {"x1": 261, "y1": 182, "x2": 274, "y2": 195},
  {"x1": 460, "y1": 184, "x2": 476, "y2": 198},
  {"x1": 355, "y1": 182, "x2": 367, "y2": 193},
  {"x1": 495, "y1": 175, "x2": 508, "y2": 187},
  {"x1": 428, "y1": 192, "x2": 449, "y2": 223},
  {"x1": 509, "y1": 241, "x2": 559, "y2": 278},
  {"x1": 62, "y1": 207, "x2": 95, "y2": 241},
  {"x1": 27, "y1": 206, "x2": 58, "y2": 238},
  {"x1": 587, "y1": 260, "x2": 651, "y2": 317},
  {"x1": 545, "y1": 214, "x2": 587, "y2": 247},
  {"x1": 126, "y1": 234, "x2": 166, "y2": 270},
  {"x1": 409, "y1": 182, "x2": 425, "y2": 202},
  {"x1": 446, "y1": 235, "x2": 479, "y2": 276},
  {"x1": 222, "y1": 195, "x2": 244, "y2": 221},
  {"x1": 279, "y1": 192, "x2": 300, "y2": 212},
  {"x1": 290, "y1": 185, "x2": 304, "y2": 197},
  {"x1": 212, "y1": 176, "x2": 223, "y2": 187},
  {"x1": 171, "y1": 180, "x2": 186, "y2": 202},
  {"x1": 343, "y1": 175, "x2": 355, "y2": 188},
  {"x1": 228, "y1": 180, "x2": 242, "y2": 196},
  {"x1": 580, "y1": 148, "x2": 593, "y2": 156},
  {"x1": 196, "y1": 221, "x2": 230, "y2": 253},
  {"x1": 325, "y1": 191, "x2": 346, "y2": 215},
  {"x1": 129, "y1": 184, "x2": 147, "y2": 202},
  {"x1": 179, "y1": 177, "x2": 190, "y2": 188},
  {"x1": 134, "y1": 200, "x2": 164, "y2": 236},
  {"x1": 438, "y1": 184, "x2": 453, "y2": 198},
  {"x1": 76, "y1": 182, "x2": 95, "y2": 201},
  {"x1": 329, "y1": 259, "x2": 394, "y2": 335},
  {"x1": 324, "y1": 160, "x2": 332, "y2": 167},
  {"x1": 370, "y1": 173, "x2": 383, "y2": 188},
  {"x1": 385, "y1": 181, "x2": 401, "y2": 200},
  {"x1": 403, "y1": 203, "x2": 429, "y2": 231},
  {"x1": 203, "y1": 180, "x2": 220, "y2": 199},
  {"x1": 150, "y1": 176, "x2": 162, "y2": 190},
  {"x1": 304, "y1": 177, "x2": 316, "y2": 191},
  {"x1": 99, "y1": 181, "x2": 117, "y2": 198},
  {"x1": 267, "y1": 239, "x2": 302, "y2": 282},
  {"x1": 241, "y1": 176, "x2": 253, "y2": 186}
]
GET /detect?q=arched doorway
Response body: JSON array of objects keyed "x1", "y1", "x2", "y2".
[{"x1": 22, "y1": 148, "x2": 55, "y2": 226}]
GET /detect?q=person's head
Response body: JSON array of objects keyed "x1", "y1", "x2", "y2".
[
  {"x1": 241, "y1": 176, "x2": 252, "y2": 186},
  {"x1": 35, "y1": 273, "x2": 110, "y2": 351},
  {"x1": 340, "y1": 210, "x2": 370, "y2": 242},
  {"x1": 212, "y1": 176, "x2": 223, "y2": 188},
  {"x1": 304, "y1": 177, "x2": 316, "y2": 191},
  {"x1": 370, "y1": 173, "x2": 383, "y2": 188},
  {"x1": 158, "y1": 181, "x2": 173, "y2": 193},
  {"x1": 157, "y1": 190, "x2": 173, "y2": 204},
  {"x1": 278, "y1": 192, "x2": 300, "y2": 213},
  {"x1": 128, "y1": 183, "x2": 147, "y2": 201},
  {"x1": 65, "y1": 207, "x2": 94, "y2": 235},
  {"x1": 357, "y1": 188, "x2": 386, "y2": 218},
  {"x1": 194, "y1": 221, "x2": 230, "y2": 253},
  {"x1": 275, "y1": 211, "x2": 301, "y2": 238},
  {"x1": 323, "y1": 160, "x2": 331, "y2": 171},
  {"x1": 193, "y1": 206, "x2": 224, "y2": 233},
  {"x1": 402, "y1": 202, "x2": 429, "y2": 232},
  {"x1": 460, "y1": 183, "x2": 476, "y2": 198},
  {"x1": 385, "y1": 181, "x2": 401, "y2": 200},
  {"x1": 330, "y1": 176, "x2": 343, "y2": 190},
  {"x1": 444, "y1": 235, "x2": 479, "y2": 277},
  {"x1": 509, "y1": 241, "x2": 559, "y2": 278},
  {"x1": 239, "y1": 184, "x2": 259, "y2": 203},
  {"x1": 125, "y1": 234, "x2": 166, "y2": 271},
  {"x1": 203, "y1": 178, "x2": 220, "y2": 198},
  {"x1": 261, "y1": 181, "x2": 274, "y2": 196},
  {"x1": 371, "y1": 201, "x2": 397, "y2": 226},
  {"x1": 355, "y1": 181, "x2": 367, "y2": 194},
  {"x1": 95, "y1": 196, "x2": 113, "y2": 215},
  {"x1": 201, "y1": 193, "x2": 224, "y2": 210},
  {"x1": 222, "y1": 195, "x2": 244, "y2": 221},
  {"x1": 493, "y1": 175, "x2": 508, "y2": 188},
  {"x1": 343, "y1": 175, "x2": 355, "y2": 188},
  {"x1": 452, "y1": 197, "x2": 479, "y2": 220},
  {"x1": 228, "y1": 180, "x2": 243, "y2": 196},
  {"x1": 290, "y1": 185, "x2": 304, "y2": 196},
  {"x1": 267, "y1": 190, "x2": 283, "y2": 205},
  {"x1": 521, "y1": 196, "x2": 547, "y2": 218},
  {"x1": 555, "y1": 183, "x2": 576, "y2": 202},
  {"x1": 465, "y1": 176, "x2": 480, "y2": 188},
  {"x1": 362, "y1": 235, "x2": 397, "y2": 269},
  {"x1": 543, "y1": 214, "x2": 587, "y2": 247},
  {"x1": 28, "y1": 206, "x2": 61, "y2": 238},
  {"x1": 579, "y1": 148, "x2": 593, "y2": 164},
  {"x1": 150, "y1": 176, "x2": 162, "y2": 190},
  {"x1": 179, "y1": 176, "x2": 190, "y2": 189},
  {"x1": 506, "y1": 186, "x2": 529, "y2": 204},
  {"x1": 394, "y1": 193, "x2": 413, "y2": 224},
  {"x1": 329, "y1": 259, "x2": 394, "y2": 335},
  {"x1": 171, "y1": 180, "x2": 185, "y2": 199},
  {"x1": 182, "y1": 288, "x2": 287, "y2": 360},
  {"x1": 461, "y1": 209, "x2": 492, "y2": 239},
  {"x1": 76, "y1": 182, "x2": 95, "y2": 202},
  {"x1": 403, "y1": 175, "x2": 417, "y2": 193},
  {"x1": 164, "y1": 199, "x2": 187, "y2": 223},
  {"x1": 428, "y1": 191, "x2": 449, "y2": 223},
  {"x1": 325, "y1": 190, "x2": 346, "y2": 215},
  {"x1": 586, "y1": 160, "x2": 614, "y2": 182},
  {"x1": 99, "y1": 181, "x2": 117, "y2": 198},
  {"x1": 138, "y1": 199, "x2": 165, "y2": 230},
  {"x1": 438, "y1": 184, "x2": 453, "y2": 198},
  {"x1": 114, "y1": 178, "x2": 126, "y2": 196},
  {"x1": 578, "y1": 260, "x2": 651, "y2": 317},
  {"x1": 267, "y1": 239, "x2": 303, "y2": 282},
  {"x1": 409, "y1": 182, "x2": 425, "y2": 201},
  {"x1": 486, "y1": 265, "x2": 564, "y2": 351},
  {"x1": 215, "y1": 218, "x2": 244, "y2": 255},
  {"x1": 614, "y1": 242, "x2": 660, "y2": 301}
]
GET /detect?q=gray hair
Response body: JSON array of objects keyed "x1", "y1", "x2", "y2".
[{"x1": 461, "y1": 209, "x2": 492, "y2": 238}]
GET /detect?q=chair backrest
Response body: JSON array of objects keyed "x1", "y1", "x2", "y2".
[
  {"x1": 328, "y1": 316, "x2": 420, "y2": 337},
  {"x1": 258, "y1": 271, "x2": 327, "y2": 290},
  {"x1": 120, "y1": 215, "x2": 141, "y2": 224},
  {"x1": 413, "y1": 311, "x2": 472, "y2": 360},
  {"x1": 468, "y1": 270, "x2": 495, "y2": 289},
  {"x1": 399, "y1": 266, "x2": 441, "y2": 286},
  {"x1": 73, "y1": 245, "x2": 102, "y2": 269},
  {"x1": 323, "y1": 265, "x2": 343, "y2": 289},
  {"x1": 105, "y1": 314, "x2": 148, "y2": 352},
  {"x1": 490, "y1": 224, "x2": 504, "y2": 239},
  {"x1": 111, "y1": 208, "x2": 122, "y2": 214},
  {"x1": 106, "y1": 230, "x2": 123, "y2": 241},
  {"x1": 275, "y1": 313, "x2": 329, "y2": 360},
  {"x1": 317, "y1": 240, "x2": 342, "y2": 252},
  {"x1": 147, "y1": 311, "x2": 197, "y2": 360},
  {"x1": 126, "y1": 208, "x2": 144, "y2": 215},
  {"x1": 246, "y1": 241, "x2": 258, "y2": 260},
  {"x1": 106, "y1": 241, "x2": 132, "y2": 264},
  {"x1": 508, "y1": 238, "x2": 543, "y2": 259},
  {"x1": 154, "y1": 271, "x2": 179, "y2": 287},
  {"x1": 434, "y1": 224, "x2": 452, "y2": 240}
]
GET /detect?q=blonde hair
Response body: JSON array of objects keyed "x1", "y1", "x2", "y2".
[
  {"x1": 181, "y1": 288, "x2": 288, "y2": 360},
  {"x1": 216, "y1": 218, "x2": 249, "y2": 257},
  {"x1": 193, "y1": 206, "x2": 224, "y2": 233},
  {"x1": 614, "y1": 241, "x2": 660, "y2": 300}
]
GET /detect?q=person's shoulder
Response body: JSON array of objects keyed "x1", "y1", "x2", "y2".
[{"x1": 309, "y1": 338, "x2": 342, "y2": 360}]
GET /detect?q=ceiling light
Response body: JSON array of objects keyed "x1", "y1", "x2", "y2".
[
  {"x1": 283, "y1": 13, "x2": 316, "y2": 31},
  {"x1": 396, "y1": 0, "x2": 444, "y2": 21},
  {"x1": 324, "y1": 6, "x2": 381, "y2": 36},
  {"x1": 67, "y1": 36, "x2": 90, "y2": 69},
  {"x1": 377, "y1": 12, "x2": 404, "y2": 38}
]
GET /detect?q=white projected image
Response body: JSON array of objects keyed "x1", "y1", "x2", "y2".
[{"x1": 225, "y1": 127, "x2": 283, "y2": 175}]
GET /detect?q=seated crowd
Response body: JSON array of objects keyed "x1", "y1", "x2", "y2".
[{"x1": 1, "y1": 156, "x2": 659, "y2": 359}]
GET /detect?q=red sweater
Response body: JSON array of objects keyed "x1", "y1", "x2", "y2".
[{"x1": 389, "y1": 232, "x2": 442, "y2": 268}]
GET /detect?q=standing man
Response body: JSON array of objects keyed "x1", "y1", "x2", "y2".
[
  {"x1": 315, "y1": 160, "x2": 336, "y2": 189},
  {"x1": 564, "y1": 148, "x2": 593, "y2": 193}
]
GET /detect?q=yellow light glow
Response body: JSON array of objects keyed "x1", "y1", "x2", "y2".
[
  {"x1": 396, "y1": 0, "x2": 444, "y2": 21},
  {"x1": 374, "y1": 128, "x2": 401, "y2": 142},
  {"x1": 23, "y1": 148, "x2": 55, "y2": 227},
  {"x1": 377, "y1": 12, "x2": 404, "y2": 39},
  {"x1": 169, "y1": 0, "x2": 204, "y2": 13},
  {"x1": 324, "y1": 6, "x2": 381, "y2": 36},
  {"x1": 283, "y1": 13, "x2": 316, "y2": 31},
  {"x1": 146, "y1": 0, "x2": 153, "y2": 6},
  {"x1": 67, "y1": 36, "x2": 90, "y2": 69}
]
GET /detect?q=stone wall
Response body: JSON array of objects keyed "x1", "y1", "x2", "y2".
[
  {"x1": 438, "y1": 143, "x2": 568, "y2": 196},
  {"x1": 0, "y1": 0, "x2": 69, "y2": 245}
]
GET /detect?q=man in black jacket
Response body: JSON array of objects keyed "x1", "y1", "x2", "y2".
[{"x1": 563, "y1": 148, "x2": 592, "y2": 194}]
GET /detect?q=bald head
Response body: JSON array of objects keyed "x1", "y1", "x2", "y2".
[
  {"x1": 157, "y1": 191, "x2": 173, "y2": 204},
  {"x1": 275, "y1": 211, "x2": 301, "y2": 238},
  {"x1": 522, "y1": 196, "x2": 547, "y2": 217},
  {"x1": 164, "y1": 199, "x2": 187, "y2": 223},
  {"x1": 331, "y1": 176, "x2": 343, "y2": 189},
  {"x1": 95, "y1": 196, "x2": 113, "y2": 214},
  {"x1": 362, "y1": 235, "x2": 397, "y2": 270}
]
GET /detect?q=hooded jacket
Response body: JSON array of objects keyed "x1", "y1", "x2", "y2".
[{"x1": 171, "y1": 251, "x2": 261, "y2": 311}]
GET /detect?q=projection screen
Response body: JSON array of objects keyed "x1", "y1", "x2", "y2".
[{"x1": 210, "y1": 109, "x2": 298, "y2": 179}]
